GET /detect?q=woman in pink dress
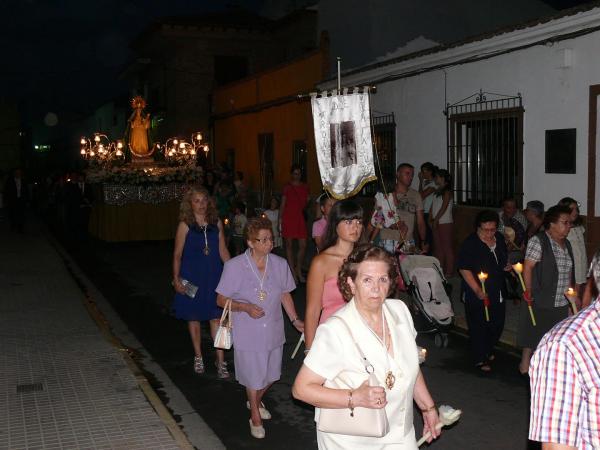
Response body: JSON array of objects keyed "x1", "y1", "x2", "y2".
[
  {"x1": 303, "y1": 200, "x2": 364, "y2": 352},
  {"x1": 279, "y1": 165, "x2": 310, "y2": 283}
]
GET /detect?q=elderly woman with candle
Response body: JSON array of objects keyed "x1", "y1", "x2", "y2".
[
  {"x1": 216, "y1": 217, "x2": 304, "y2": 439},
  {"x1": 457, "y1": 210, "x2": 510, "y2": 373},
  {"x1": 517, "y1": 205, "x2": 575, "y2": 375}
]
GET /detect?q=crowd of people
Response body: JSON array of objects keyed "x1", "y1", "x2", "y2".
[
  {"x1": 3, "y1": 159, "x2": 596, "y2": 448},
  {"x1": 170, "y1": 160, "x2": 599, "y2": 449}
]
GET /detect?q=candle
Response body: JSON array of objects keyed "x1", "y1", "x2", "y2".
[
  {"x1": 418, "y1": 346, "x2": 427, "y2": 364},
  {"x1": 477, "y1": 272, "x2": 490, "y2": 321},
  {"x1": 512, "y1": 263, "x2": 527, "y2": 292},
  {"x1": 224, "y1": 218, "x2": 229, "y2": 226},
  {"x1": 565, "y1": 288, "x2": 578, "y2": 315}
]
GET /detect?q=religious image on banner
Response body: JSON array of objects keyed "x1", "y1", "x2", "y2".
[{"x1": 311, "y1": 88, "x2": 376, "y2": 199}]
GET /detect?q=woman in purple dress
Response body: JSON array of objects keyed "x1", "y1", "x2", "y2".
[
  {"x1": 216, "y1": 217, "x2": 304, "y2": 439},
  {"x1": 172, "y1": 185, "x2": 231, "y2": 377}
]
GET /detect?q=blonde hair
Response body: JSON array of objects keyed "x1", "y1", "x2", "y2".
[{"x1": 179, "y1": 184, "x2": 218, "y2": 226}]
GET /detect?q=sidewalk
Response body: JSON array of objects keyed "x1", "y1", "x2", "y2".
[{"x1": 0, "y1": 220, "x2": 195, "y2": 449}]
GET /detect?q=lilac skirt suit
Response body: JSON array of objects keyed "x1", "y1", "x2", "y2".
[{"x1": 216, "y1": 251, "x2": 296, "y2": 389}]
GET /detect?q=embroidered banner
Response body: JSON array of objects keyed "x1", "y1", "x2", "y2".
[{"x1": 311, "y1": 88, "x2": 377, "y2": 199}]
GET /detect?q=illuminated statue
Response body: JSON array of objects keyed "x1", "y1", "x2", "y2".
[{"x1": 128, "y1": 96, "x2": 153, "y2": 158}]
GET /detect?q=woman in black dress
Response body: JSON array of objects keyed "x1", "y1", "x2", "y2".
[{"x1": 457, "y1": 210, "x2": 509, "y2": 373}]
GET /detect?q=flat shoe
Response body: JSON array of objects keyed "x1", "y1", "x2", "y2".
[
  {"x1": 246, "y1": 400, "x2": 272, "y2": 419},
  {"x1": 249, "y1": 419, "x2": 265, "y2": 439}
]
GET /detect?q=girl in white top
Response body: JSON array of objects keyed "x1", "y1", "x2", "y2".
[
  {"x1": 263, "y1": 197, "x2": 282, "y2": 248},
  {"x1": 558, "y1": 197, "x2": 587, "y2": 294},
  {"x1": 429, "y1": 169, "x2": 454, "y2": 277},
  {"x1": 293, "y1": 245, "x2": 441, "y2": 449}
]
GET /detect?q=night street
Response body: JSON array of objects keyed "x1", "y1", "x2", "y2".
[{"x1": 57, "y1": 234, "x2": 539, "y2": 450}]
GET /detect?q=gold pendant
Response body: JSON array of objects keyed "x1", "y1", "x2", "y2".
[
  {"x1": 204, "y1": 247, "x2": 210, "y2": 256},
  {"x1": 258, "y1": 289, "x2": 267, "y2": 301},
  {"x1": 385, "y1": 371, "x2": 395, "y2": 390}
]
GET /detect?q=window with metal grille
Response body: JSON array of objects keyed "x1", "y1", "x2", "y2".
[
  {"x1": 446, "y1": 91, "x2": 524, "y2": 207},
  {"x1": 361, "y1": 113, "x2": 396, "y2": 196}
]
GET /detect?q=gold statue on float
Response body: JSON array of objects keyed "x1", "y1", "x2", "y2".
[{"x1": 128, "y1": 96, "x2": 153, "y2": 158}]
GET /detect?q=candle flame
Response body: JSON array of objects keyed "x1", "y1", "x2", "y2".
[
  {"x1": 512, "y1": 262, "x2": 523, "y2": 273},
  {"x1": 477, "y1": 271, "x2": 488, "y2": 281},
  {"x1": 566, "y1": 287, "x2": 576, "y2": 296}
]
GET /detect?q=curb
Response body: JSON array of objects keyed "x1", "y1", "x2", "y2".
[{"x1": 46, "y1": 232, "x2": 195, "y2": 450}]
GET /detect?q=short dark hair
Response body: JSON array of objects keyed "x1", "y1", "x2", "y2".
[
  {"x1": 544, "y1": 205, "x2": 572, "y2": 229},
  {"x1": 319, "y1": 194, "x2": 333, "y2": 208},
  {"x1": 420, "y1": 162, "x2": 436, "y2": 173},
  {"x1": 245, "y1": 217, "x2": 273, "y2": 241},
  {"x1": 557, "y1": 197, "x2": 583, "y2": 226},
  {"x1": 501, "y1": 196, "x2": 517, "y2": 207},
  {"x1": 474, "y1": 210, "x2": 500, "y2": 229},
  {"x1": 290, "y1": 164, "x2": 302, "y2": 174},
  {"x1": 396, "y1": 163, "x2": 414, "y2": 172},
  {"x1": 338, "y1": 244, "x2": 399, "y2": 302},
  {"x1": 321, "y1": 199, "x2": 363, "y2": 251}
]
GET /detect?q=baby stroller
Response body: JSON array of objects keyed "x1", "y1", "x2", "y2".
[{"x1": 399, "y1": 255, "x2": 454, "y2": 348}]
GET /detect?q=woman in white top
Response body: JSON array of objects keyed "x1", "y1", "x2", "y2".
[
  {"x1": 558, "y1": 197, "x2": 587, "y2": 296},
  {"x1": 293, "y1": 245, "x2": 440, "y2": 449},
  {"x1": 429, "y1": 169, "x2": 454, "y2": 277},
  {"x1": 263, "y1": 197, "x2": 282, "y2": 248}
]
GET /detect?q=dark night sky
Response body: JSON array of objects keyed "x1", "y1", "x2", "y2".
[
  {"x1": 0, "y1": 0, "x2": 594, "y2": 125},
  {"x1": 0, "y1": 0, "x2": 265, "y2": 122}
]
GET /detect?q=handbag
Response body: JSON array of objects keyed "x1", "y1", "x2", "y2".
[
  {"x1": 317, "y1": 316, "x2": 390, "y2": 438},
  {"x1": 213, "y1": 298, "x2": 232, "y2": 350}
]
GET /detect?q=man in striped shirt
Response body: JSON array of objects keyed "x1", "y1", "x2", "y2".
[{"x1": 529, "y1": 252, "x2": 600, "y2": 449}]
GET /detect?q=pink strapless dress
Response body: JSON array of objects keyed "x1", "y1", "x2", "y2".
[{"x1": 319, "y1": 277, "x2": 346, "y2": 324}]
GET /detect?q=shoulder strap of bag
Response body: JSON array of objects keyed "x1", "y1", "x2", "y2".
[
  {"x1": 220, "y1": 298, "x2": 232, "y2": 327},
  {"x1": 331, "y1": 316, "x2": 375, "y2": 375}
]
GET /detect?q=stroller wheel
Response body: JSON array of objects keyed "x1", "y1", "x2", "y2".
[
  {"x1": 434, "y1": 334, "x2": 443, "y2": 348},
  {"x1": 442, "y1": 334, "x2": 449, "y2": 348}
]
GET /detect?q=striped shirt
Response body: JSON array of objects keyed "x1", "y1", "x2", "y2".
[{"x1": 529, "y1": 300, "x2": 600, "y2": 449}]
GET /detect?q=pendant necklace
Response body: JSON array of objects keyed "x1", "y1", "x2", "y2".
[
  {"x1": 200, "y1": 224, "x2": 210, "y2": 256},
  {"x1": 359, "y1": 307, "x2": 395, "y2": 390},
  {"x1": 245, "y1": 250, "x2": 269, "y2": 301}
]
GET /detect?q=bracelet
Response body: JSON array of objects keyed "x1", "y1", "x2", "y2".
[
  {"x1": 347, "y1": 390, "x2": 354, "y2": 417},
  {"x1": 420, "y1": 404, "x2": 436, "y2": 413},
  {"x1": 291, "y1": 317, "x2": 299, "y2": 324},
  {"x1": 303, "y1": 349, "x2": 310, "y2": 355}
]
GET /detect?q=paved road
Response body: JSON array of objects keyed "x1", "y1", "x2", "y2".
[{"x1": 58, "y1": 234, "x2": 541, "y2": 450}]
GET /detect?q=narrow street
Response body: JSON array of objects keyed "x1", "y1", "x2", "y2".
[{"x1": 57, "y1": 234, "x2": 541, "y2": 450}]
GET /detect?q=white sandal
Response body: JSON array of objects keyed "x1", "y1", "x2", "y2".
[
  {"x1": 246, "y1": 400, "x2": 272, "y2": 419},
  {"x1": 249, "y1": 419, "x2": 265, "y2": 439}
]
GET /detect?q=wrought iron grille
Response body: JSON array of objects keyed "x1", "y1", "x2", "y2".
[
  {"x1": 361, "y1": 113, "x2": 396, "y2": 196},
  {"x1": 446, "y1": 91, "x2": 524, "y2": 207}
]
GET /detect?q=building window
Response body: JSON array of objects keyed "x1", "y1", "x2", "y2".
[
  {"x1": 361, "y1": 113, "x2": 396, "y2": 197},
  {"x1": 258, "y1": 133, "x2": 274, "y2": 208},
  {"x1": 446, "y1": 92, "x2": 524, "y2": 207},
  {"x1": 292, "y1": 140, "x2": 307, "y2": 182},
  {"x1": 545, "y1": 128, "x2": 576, "y2": 174}
]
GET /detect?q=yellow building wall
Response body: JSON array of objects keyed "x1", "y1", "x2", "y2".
[{"x1": 213, "y1": 49, "x2": 328, "y2": 198}]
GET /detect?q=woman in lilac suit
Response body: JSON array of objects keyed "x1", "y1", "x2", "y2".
[{"x1": 216, "y1": 217, "x2": 304, "y2": 439}]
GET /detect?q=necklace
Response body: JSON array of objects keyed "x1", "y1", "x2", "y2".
[
  {"x1": 199, "y1": 224, "x2": 210, "y2": 256},
  {"x1": 245, "y1": 250, "x2": 269, "y2": 301},
  {"x1": 358, "y1": 307, "x2": 395, "y2": 390}
]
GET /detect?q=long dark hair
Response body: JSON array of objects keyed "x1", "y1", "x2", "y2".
[
  {"x1": 321, "y1": 199, "x2": 363, "y2": 251},
  {"x1": 434, "y1": 169, "x2": 452, "y2": 197},
  {"x1": 557, "y1": 197, "x2": 583, "y2": 227}
]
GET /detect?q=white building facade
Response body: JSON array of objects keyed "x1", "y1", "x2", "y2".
[{"x1": 322, "y1": 6, "x2": 600, "y2": 249}]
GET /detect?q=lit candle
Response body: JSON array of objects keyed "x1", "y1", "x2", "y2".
[
  {"x1": 418, "y1": 346, "x2": 427, "y2": 364},
  {"x1": 565, "y1": 288, "x2": 578, "y2": 315},
  {"x1": 477, "y1": 272, "x2": 490, "y2": 322}
]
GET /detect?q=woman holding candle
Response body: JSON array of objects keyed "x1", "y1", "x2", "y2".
[
  {"x1": 517, "y1": 205, "x2": 575, "y2": 375},
  {"x1": 457, "y1": 210, "x2": 509, "y2": 373}
]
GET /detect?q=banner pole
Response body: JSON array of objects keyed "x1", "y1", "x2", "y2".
[{"x1": 336, "y1": 56, "x2": 341, "y2": 91}]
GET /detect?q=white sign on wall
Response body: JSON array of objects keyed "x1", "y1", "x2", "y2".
[{"x1": 311, "y1": 89, "x2": 377, "y2": 199}]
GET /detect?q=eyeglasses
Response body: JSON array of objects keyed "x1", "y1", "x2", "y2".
[
  {"x1": 254, "y1": 237, "x2": 274, "y2": 244},
  {"x1": 558, "y1": 220, "x2": 573, "y2": 227}
]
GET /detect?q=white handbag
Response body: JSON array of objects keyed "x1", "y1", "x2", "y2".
[
  {"x1": 317, "y1": 317, "x2": 390, "y2": 437},
  {"x1": 213, "y1": 298, "x2": 232, "y2": 350}
]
